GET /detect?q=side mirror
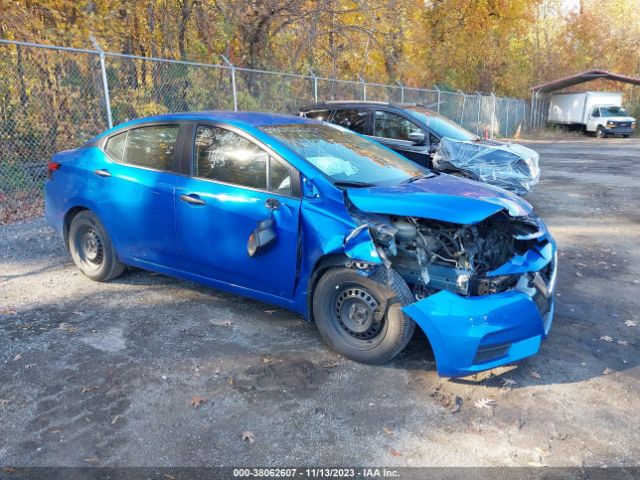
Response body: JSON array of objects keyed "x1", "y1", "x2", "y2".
[
  {"x1": 247, "y1": 218, "x2": 277, "y2": 257},
  {"x1": 408, "y1": 131, "x2": 426, "y2": 145}
]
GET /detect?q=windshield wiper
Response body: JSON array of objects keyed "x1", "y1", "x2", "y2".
[
  {"x1": 402, "y1": 173, "x2": 436, "y2": 184},
  {"x1": 333, "y1": 180, "x2": 377, "y2": 188}
]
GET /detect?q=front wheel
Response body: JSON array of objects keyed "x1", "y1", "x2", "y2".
[
  {"x1": 596, "y1": 126, "x2": 606, "y2": 138},
  {"x1": 68, "y1": 210, "x2": 125, "y2": 282},
  {"x1": 312, "y1": 267, "x2": 415, "y2": 364}
]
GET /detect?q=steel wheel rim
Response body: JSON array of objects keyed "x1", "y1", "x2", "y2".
[
  {"x1": 75, "y1": 226, "x2": 104, "y2": 271},
  {"x1": 330, "y1": 284, "x2": 386, "y2": 349}
]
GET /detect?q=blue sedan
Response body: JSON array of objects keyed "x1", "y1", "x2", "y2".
[{"x1": 45, "y1": 112, "x2": 557, "y2": 377}]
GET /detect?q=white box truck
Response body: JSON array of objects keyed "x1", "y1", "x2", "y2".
[{"x1": 547, "y1": 91, "x2": 636, "y2": 137}]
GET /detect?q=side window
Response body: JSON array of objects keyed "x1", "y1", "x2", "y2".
[
  {"x1": 591, "y1": 108, "x2": 600, "y2": 117},
  {"x1": 269, "y1": 157, "x2": 291, "y2": 196},
  {"x1": 374, "y1": 111, "x2": 422, "y2": 141},
  {"x1": 331, "y1": 109, "x2": 367, "y2": 134},
  {"x1": 123, "y1": 125, "x2": 179, "y2": 171},
  {"x1": 194, "y1": 126, "x2": 267, "y2": 189},
  {"x1": 105, "y1": 131, "x2": 127, "y2": 162},
  {"x1": 302, "y1": 110, "x2": 330, "y2": 121}
]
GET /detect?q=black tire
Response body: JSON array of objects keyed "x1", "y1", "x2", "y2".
[
  {"x1": 623, "y1": 134, "x2": 630, "y2": 138},
  {"x1": 596, "y1": 126, "x2": 606, "y2": 138},
  {"x1": 312, "y1": 267, "x2": 415, "y2": 364},
  {"x1": 68, "y1": 210, "x2": 125, "y2": 282}
]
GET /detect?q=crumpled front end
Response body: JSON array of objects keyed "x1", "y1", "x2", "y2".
[
  {"x1": 404, "y1": 246, "x2": 557, "y2": 377},
  {"x1": 343, "y1": 194, "x2": 558, "y2": 377},
  {"x1": 432, "y1": 137, "x2": 540, "y2": 195}
]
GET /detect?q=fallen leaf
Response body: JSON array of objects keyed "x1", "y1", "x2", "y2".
[
  {"x1": 214, "y1": 320, "x2": 233, "y2": 327},
  {"x1": 0, "y1": 399, "x2": 11, "y2": 407},
  {"x1": 228, "y1": 377, "x2": 235, "y2": 385},
  {"x1": 530, "y1": 371, "x2": 542, "y2": 379},
  {"x1": 264, "y1": 310, "x2": 277, "y2": 315},
  {"x1": 575, "y1": 271, "x2": 583, "y2": 277},
  {"x1": 0, "y1": 309, "x2": 17, "y2": 315},
  {"x1": 57, "y1": 323, "x2": 77, "y2": 334},
  {"x1": 389, "y1": 449, "x2": 402, "y2": 457},
  {"x1": 262, "y1": 357, "x2": 272, "y2": 364},
  {"x1": 602, "y1": 368, "x2": 615, "y2": 375},
  {"x1": 24, "y1": 364, "x2": 35, "y2": 369},
  {"x1": 80, "y1": 386, "x2": 99, "y2": 393},
  {"x1": 189, "y1": 396, "x2": 207, "y2": 408},
  {"x1": 242, "y1": 431, "x2": 256, "y2": 444},
  {"x1": 13, "y1": 354, "x2": 22, "y2": 361},
  {"x1": 164, "y1": 475, "x2": 176, "y2": 480},
  {"x1": 382, "y1": 427, "x2": 394, "y2": 436},
  {"x1": 600, "y1": 335, "x2": 613, "y2": 342},
  {"x1": 499, "y1": 378, "x2": 517, "y2": 386},
  {"x1": 474, "y1": 398, "x2": 496, "y2": 409},
  {"x1": 2, "y1": 467, "x2": 17, "y2": 474},
  {"x1": 83, "y1": 456, "x2": 99, "y2": 464},
  {"x1": 625, "y1": 320, "x2": 638, "y2": 327},
  {"x1": 616, "y1": 339, "x2": 629, "y2": 346},
  {"x1": 72, "y1": 311, "x2": 83, "y2": 315},
  {"x1": 111, "y1": 414, "x2": 123, "y2": 425}
]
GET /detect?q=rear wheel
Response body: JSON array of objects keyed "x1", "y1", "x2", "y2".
[
  {"x1": 312, "y1": 267, "x2": 415, "y2": 364},
  {"x1": 623, "y1": 134, "x2": 630, "y2": 138},
  {"x1": 596, "y1": 126, "x2": 606, "y2": 138},
  {"x1": 68, "y1": 210, "x2": 125, "y2": 281}
]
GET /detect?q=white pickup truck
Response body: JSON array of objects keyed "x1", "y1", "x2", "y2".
[{"x1": 547, "y1": 91, "x2": 636, "y2": 138}]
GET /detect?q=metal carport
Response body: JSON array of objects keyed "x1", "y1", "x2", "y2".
[{"x1": 529, "y1": 69, "x2": 640, "y2": 129}]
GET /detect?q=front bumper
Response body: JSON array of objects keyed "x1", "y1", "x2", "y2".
[
  {"x1": 403, "y1": 249, "x2": 557, "y2": 378},
  {"x1": 604, "y1": 126, "x2": 635, "y2": 135}
]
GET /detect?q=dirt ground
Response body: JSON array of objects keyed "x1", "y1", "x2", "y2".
[{"x1": 1, "y1": 137, "x2": 639, "y2": 467}]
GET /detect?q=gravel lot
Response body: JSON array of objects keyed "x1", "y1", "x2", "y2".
[{"x1": 1, "y1": 137, "x2": 639, "y2": 467}]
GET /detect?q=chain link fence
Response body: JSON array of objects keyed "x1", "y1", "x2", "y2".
[{"x1": 0, "y1": 39, "x2": 529, "y2": 223}]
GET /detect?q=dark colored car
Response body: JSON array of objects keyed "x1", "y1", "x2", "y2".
[
  {"x1": 300, "y1": 101, "x2": 540, "y2": 195},
  {"x1": 45, "y1": 112, "x2": 557, "y2": 377}
]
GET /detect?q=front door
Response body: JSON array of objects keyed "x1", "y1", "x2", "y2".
[{"x1": 175, "y1": 124, "x2": 301, "y2": 299}]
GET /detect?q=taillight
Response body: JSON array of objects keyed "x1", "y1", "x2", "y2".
[{"x1": 47, "y1": 161, "x2": 61, "y2": 179}]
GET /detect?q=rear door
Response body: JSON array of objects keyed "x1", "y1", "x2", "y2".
[
  {"x1": 370, "y1": 109, "x2": 431, "y2": 167},
  {"x1": 90, "y1": 123, "x2": 181, "y2": 267},
  {"x1": 175, "y1": 123, "x2": 302, "y2": 298}
]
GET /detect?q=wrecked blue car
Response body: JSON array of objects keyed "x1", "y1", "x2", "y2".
[{"x1": 45, "y1": 112, "x2": 557, "y2": 377}]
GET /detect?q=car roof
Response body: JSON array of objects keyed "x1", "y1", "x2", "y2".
[
  {"x1": 300, "y1": 101, "x2": 420, "y2": 111},
  {"x1": 111, "y1": 111, "x2": 320, "y2": 131}
]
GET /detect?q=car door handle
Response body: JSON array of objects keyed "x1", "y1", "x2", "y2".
[
  {"x1": 94, "y1": 169, "x2": 111, "y2": 177},
  {"x1": 179, "y1": 194, "x2": 206, "y2": 206}
]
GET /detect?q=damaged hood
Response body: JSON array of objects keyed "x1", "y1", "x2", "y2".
[{"x1": 346, "y1": 173, "x2": 532, "y2": 224}]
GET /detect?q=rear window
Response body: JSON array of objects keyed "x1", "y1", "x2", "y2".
[
  {"x1": 105, "y1": 132, "x2": 127, "y2": 161},
  {"x1": 122, "y1": 125, "x2": 179, "y2": 171},
  {"x1": 330, "y1": 109, "x2": 367, "y2": 134},
  {"x1": 302, "y1": 109, "x2": 331, "y2": 121}
]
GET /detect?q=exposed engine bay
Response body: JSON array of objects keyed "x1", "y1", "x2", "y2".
[{"x1": 350, "y1": 209, "x2": 546, "y2": 299}]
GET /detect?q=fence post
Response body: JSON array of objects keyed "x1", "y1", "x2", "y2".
[
  {"x1": 357, "y1": 74, "x2": 366, "y2": 101},
  {"x1": 308, "y1": 68, "x2": 318, "y2": 103},
  {"x1": 490, "y1": 92, "x2": 496, "y2": 139},
  {"x1": 396, "y1": 81, "x2": 404, "y2": 103},
  {"x1": 90, "y1": 36, "x2": 113, "y2": 129},
  {"x1": 505, "y1": 98, "x2": 510, "y2": 138},
  {"x1": 220, "y1": 55, "x2": 238, "y2": 111},
  {"x1": 458, "y1": 90, "x2": 465, "y2": 125},
  {"x1": 434, "y1": 86, "x2": 441, "y2": 113},
  {"x1": 476, "y1": 92, "x2": 482, "y2": 136}
]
